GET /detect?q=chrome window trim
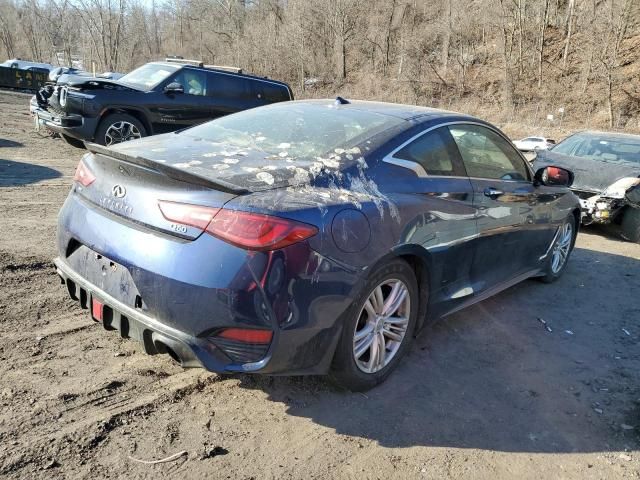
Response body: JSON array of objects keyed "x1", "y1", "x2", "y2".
[
  {"x1": 383, "y1": 156, "x2": 428, "y2": 177},
  {"x1": 382, "y1": 120, "x2": 534, "y2": 181}
]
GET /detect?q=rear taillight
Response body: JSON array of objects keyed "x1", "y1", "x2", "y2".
[
  {"x1": 73, "y1": 159, "x2": 95, "y2": 187},
  {"x1": 207, "y1": 209, "x2": 318, "y2": 251},
  {"x1": 216, "y1": 328, "x2": 273, "y2": 344},
  {"x1": 158, "y1": 200, "x2": 219, "y2": 230},
  {"x1": 158, "y1": 201, "x2": 318, "y2": 251}
]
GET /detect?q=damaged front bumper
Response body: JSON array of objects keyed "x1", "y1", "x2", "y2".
[
  {"x1": 32, "y1": 105, "x2": 98, "y2": 141},
  {"x1": 578, "y1": 194, "x2": 625, "y2": 225}
]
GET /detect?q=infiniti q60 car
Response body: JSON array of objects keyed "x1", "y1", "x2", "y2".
[{"x1": 55, "y1": 99, "x2": 579, "y2": 390}]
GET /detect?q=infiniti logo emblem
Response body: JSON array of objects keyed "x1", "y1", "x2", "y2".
[{"x1": 112, "y1": 184, "x2": 126, "y2": 198}]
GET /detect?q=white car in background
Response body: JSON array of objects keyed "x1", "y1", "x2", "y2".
[{"x1": 513, "y1": 136, "x2": 556, "y2": 152}]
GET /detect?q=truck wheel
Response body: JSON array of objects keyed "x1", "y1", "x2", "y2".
[
  {"x1": 621, "y1": 208, "x2": 640, "y2": 243},
  {"x1": 95, "y1": 113, "x2": 146, "y2": 146},
  {"x1": 60, "y1": 134, "x2": 85, "y2": 149}
]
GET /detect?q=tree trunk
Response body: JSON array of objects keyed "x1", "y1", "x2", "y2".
[
  {"x1": 606, "y1": 69, "x2": 614, "y2": 128},
  {"x1": 562, "y1": 0, "x2": 575, "y2": 70},
  {"x1": 537, "y1": 0, "x2": 549, "y2": 88},
  {"x1": 441, "y1": 0, "x2": 451, "y2": 72},
  {"x1": 517, "y1": 0, "x2": 524, "y2": 76}
]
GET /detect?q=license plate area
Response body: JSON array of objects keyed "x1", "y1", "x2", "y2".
[{"x1": 66, "y1": 244, "x2": 144, "y2": 311}]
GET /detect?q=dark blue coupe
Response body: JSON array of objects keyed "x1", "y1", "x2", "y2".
[{"x1": 55, "y1": 99, "x2": 580, "y2": 390}]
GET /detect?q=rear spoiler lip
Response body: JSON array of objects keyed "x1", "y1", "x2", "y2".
[{"x1": 84, "y1": 142, "x2": 250, "y2": 195}]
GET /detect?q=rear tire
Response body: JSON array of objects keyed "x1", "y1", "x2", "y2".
[
  {"x1": 330, "y1": 259, "x2": 418, "y2": 391},
  {"x1": 95, "y1": 113, "x2": 146, "y2": 146},
  {"x1": 60, "y1": 133, "x2": 85, "y2": 149},
  {"x1": 539, "y1": 215, "x2": 576, "y2": 283},
  {"x1": 621, "y1": 207, "x2": 640, "y2": 243}
]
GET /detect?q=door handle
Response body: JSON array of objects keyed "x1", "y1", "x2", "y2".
[{"x1": 483, "y1": 187, "x2": 504, "y2": 199}]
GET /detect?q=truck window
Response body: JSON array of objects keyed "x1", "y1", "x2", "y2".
[{"x1": 207, "y1": 72, "x2": 252, "y2": 100}]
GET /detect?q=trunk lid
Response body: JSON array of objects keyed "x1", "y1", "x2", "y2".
[
  {"x1": 108, "y1": 132, "x2": 354, "y2": 192},
  {"x1": 77, "y1": 144, "x2": 240, "y2": 240}
]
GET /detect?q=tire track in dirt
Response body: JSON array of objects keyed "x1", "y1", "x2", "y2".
[{"x1": 0, "y1": 370, "x2": 220, "y2": 477}]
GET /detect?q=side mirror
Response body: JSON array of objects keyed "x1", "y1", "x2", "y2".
[
  {"x1": 534, "y1": 166, "x2": 574, "y2": 187},
  {"x1": 164, "y1": 82, "x2": 184, "y2": 94}
]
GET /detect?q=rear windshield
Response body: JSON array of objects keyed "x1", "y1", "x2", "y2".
[
  {"x1": 553, "y1": 133, "x2": 640, "y2": 163},
  {"x1": 118, "y1": 63, "x2": 179, "y2": 91},
  {"x1": 184, "y1": 102, "x2": 404, "y2": 157}
]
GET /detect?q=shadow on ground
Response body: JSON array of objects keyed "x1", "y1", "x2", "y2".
[
  {"x1": 580, "y1": 222, "x2": 639, "y2": 246},
  {"x1": 0, "y1": 139, "x2": 23, "y2": 148},
  {"x1": 0, "y1": 158, "x2": 61, "y2": 186},
  {"x1": 236, "y1": 246, "x2": 640, "y2": 453}
]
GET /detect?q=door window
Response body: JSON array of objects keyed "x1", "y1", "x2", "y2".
[
  {"x1": 393, "y1": 127, "x2": 466, "y2": 176},
  {"x1": 207, "y1": 72, "x2": 252, "y2": 100},
  {"x1": 171, "y1": 69, "x2": 207, "y2": 96},
  {"x1": 449, "y1": 124, "x2": 530, "y2": 181}
]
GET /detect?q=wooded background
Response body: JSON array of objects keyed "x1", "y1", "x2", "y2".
[{"x1": 1, "y1": 0, "x2": 639, "y2": 134}]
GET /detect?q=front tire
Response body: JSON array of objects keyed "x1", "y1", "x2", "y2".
[
  {"x1": 95, "y1": 113, "x2": 146, "y2": 146},
  {"x1": 330, "y1": 259, "x2": 419, "y2": 391},
  {"x1": 539, "y1": 215, "x2": 576, "y2": 283},
  {"x1": 621, "y1": 207, "x2": 640, "y2": 243}
]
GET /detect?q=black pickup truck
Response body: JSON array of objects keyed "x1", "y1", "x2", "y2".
[{"x1": 32, "y1": 59, "x2": 293, "y2": 148}]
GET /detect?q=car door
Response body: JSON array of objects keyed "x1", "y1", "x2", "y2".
[
  {"x1": 448, "y1": 123, "x2": 555, "y2": 291},
  {"x1": 385, "y1": 125, "x2": 479, "y2": 315},
  {"x1": 148, "y1": 68, "x2": 211, "y2": 132},
  {"x1": 206, "y1": 72, "x2": 258, "y2": 119}
]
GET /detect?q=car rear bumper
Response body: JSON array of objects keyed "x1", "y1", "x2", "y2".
[
  {"x1": 54, "y1": 256, "x2": 259, "y2": 372},
  {"x1": 55, "y1": 190, "x2": 363, "y2": 375}
]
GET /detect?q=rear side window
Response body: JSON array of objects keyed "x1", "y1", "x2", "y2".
[
  {"x1": 449, "y1": 124, "x2": 529, "y2": 181},
  {"x1": 207, "y1": 72, "x2": 252, "y2": 100},
  {"x1": 254, "y1": 82, "x2": 290, "y2": 102},
  {"x1": 393, "y1": 127, "x2": 466, "y2": 176}
]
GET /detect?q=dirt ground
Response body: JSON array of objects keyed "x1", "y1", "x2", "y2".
[{"x1": 0, "y1": 90, "x2": 639, "y2": 479}]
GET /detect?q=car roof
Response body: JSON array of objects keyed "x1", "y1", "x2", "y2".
[
  {"x1": 575, "y1": 130, "x2": 640, "y2": 141},
  {"x1": 289, "y1": 99, "x2": 482, "y2": 123},
  {"x1": 148, "y1": 62, "x2": 291, "y2": 88}
]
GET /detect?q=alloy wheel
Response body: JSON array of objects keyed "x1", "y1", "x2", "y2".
[
  {"x1": 353, "y1": 279, "x2": 411, "y2": 374},
  {"x1": 551, "y1": 221, "x2": 573, "y2": 274},
  {"x1": 104, "y1": 121, "x2": 141, "y2": 146}
]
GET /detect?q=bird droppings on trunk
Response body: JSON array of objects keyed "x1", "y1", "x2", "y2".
[{"x1": 256, "y1": 172, "x2": 275, "y2": 185}]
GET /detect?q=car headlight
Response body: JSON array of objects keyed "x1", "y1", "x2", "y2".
[
  {"x1": 603, "y1": 177, "x2": 640, "y2": 198},
  {"x1": 59, "y1": 86, "x2": 68, "y2": 107}
]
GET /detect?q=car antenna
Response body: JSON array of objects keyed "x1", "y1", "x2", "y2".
[{"x1": 335, "y1": 96, "x2": 350, "y2": 105}]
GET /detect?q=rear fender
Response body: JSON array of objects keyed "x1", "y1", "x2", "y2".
[{"x1": 363, "y1": 245, "x2": 433, "y2": 334}]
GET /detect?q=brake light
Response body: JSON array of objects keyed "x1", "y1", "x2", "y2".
[
  {"x1": 207, "y1": 209, "x2": 318, "y2": 251},
  {"x1": 216, "y1": 328, "x2": 273, "y2": 344},
  {"x1": 158, "y1": 202, "x2": 318, "y2": 251},
  {"x1": 158, "y1": 200, "x2": 219, "y2": 230},
  {"x1": 73, "y1": 159, "x2": 95, "y2": 187}
]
